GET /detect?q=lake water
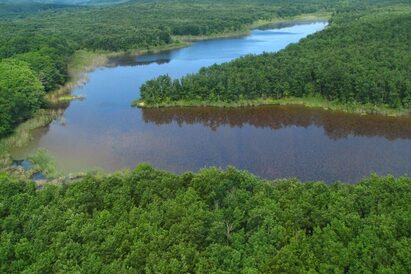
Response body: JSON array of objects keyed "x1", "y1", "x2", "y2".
[{"x1": 11, "y1": 21, "x2": 411, "y2": 183}]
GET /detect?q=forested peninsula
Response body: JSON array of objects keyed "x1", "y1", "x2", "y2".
[{"x1": 137, "y1": 6, "x2": 411, "y2": 115}]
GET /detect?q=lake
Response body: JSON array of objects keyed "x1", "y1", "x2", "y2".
[{"x1": 11, "y1": 21, "x2": 411, "y2": 183}]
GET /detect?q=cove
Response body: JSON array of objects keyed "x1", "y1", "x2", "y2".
[{"x1": 10, "y1": 21, "x2": 411, "y2": 183}]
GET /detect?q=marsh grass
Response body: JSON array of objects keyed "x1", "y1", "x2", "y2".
[
  {"x1": 134, "y1": 96, "x2": 411, "y2": 117},
  {"x1": 28, "y1": 148, "x2": 58, "y2": 178},
  {"x1": 0, "y1": 109, "x2": 63, "y2": 169},
  {"x1": 57, "y1": 95, "x2": 85, "y2": 102}
]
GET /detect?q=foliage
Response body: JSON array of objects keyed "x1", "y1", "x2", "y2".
[
  {"x1": 15, "y1": 47, "x2": 69, "y2": 92},
  {"x1": 0, "y1": 165, "x2": 410, "y2": 272},
  {"x1": 0, "y1": 59, "x2": 44, "y2": 137},
  {"x1": 140, "y1": 7, "x2": 411, "y2": 110},
  {"x1": 0, "y1": 2, "x2": 72, "y2": 19}
]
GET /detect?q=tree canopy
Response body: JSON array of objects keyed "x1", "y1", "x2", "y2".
[
  {"x1": 0, "y1": 59, "x2": 44, "y2": 137},
  {"x1": 0, "y1": 165, "x2": 410, "y2": 272}
]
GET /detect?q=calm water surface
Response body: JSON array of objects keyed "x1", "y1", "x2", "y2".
[{"x1": 12, "y1": 22, "x2": 411, "y2": 183}]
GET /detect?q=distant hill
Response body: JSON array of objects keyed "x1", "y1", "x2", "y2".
[{"x1": 0, "y1": 0, "x2": 129, "y2": 6}]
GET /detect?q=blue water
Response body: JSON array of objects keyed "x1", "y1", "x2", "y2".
[{"x1": 11, "y1": 21, "x2": 411, "y2": 182}]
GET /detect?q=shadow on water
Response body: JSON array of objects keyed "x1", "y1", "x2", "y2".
[
  {"x1": 11, "y1": 159, "x2": 33, "y2": 169},
  {"x1": 142, "y1": 105, "x2": 411, "y2": 141},
  {"x1": 31, "y1": 172, "x2": 46, "y2": 181},
  {"x1": 106, "y1": 52, "x2": 172, "y2": 67},
  {"x1": 11, "y1": 160, "x2": 46, "y2": 181}
]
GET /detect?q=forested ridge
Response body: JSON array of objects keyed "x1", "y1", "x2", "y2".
[
  {"x1": 140, "y1": 6, "x2": 411, "y2": 110},
  {"x1": 1, "y1": 165, "x2": 410, "y2": 272}
]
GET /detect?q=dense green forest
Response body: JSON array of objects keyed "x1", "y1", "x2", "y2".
[
  {"x1": 0, "y1": 165, "x2": 410, "y2": 272},
  {"x1": 139, "y1": 7, "x2": 411, "y2": 110},
  {"x1": 0, "y1": 3, "x2": 73, "y2": 18},
  {"x1": 0, "y1": 60, "x2": 45, "y2": 137}
]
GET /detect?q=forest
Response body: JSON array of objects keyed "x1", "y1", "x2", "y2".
[
  {"x1": 139, "y1": 6, "x2": 411, "y2": 110},
  {"x1": 1, "y1": 165, "x2": 410, "y2": 273}
]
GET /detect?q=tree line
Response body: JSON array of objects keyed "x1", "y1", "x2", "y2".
[
  {"x1": 0, "y1": 165, "x2": 410, "y2": 272},
  {"x1": 140, "y1": 7, "x2": 411, "y2": 110}
]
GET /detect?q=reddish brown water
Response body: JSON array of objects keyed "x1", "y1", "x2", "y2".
[{"x1": 139, "y1": 105, "x2": 411, "y2": 182}]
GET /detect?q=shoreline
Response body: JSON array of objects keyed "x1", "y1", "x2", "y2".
[
  {"x1": 133, "y1": 97, "x2": 411, "y2": 117},
  {"x1": 0, "y1": 109, "x2": 64, "y2": 169}
]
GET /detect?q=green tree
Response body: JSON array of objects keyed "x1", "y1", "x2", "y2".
[{"x1": 0, "y1": 59, "x2": 44, "y2": 137}]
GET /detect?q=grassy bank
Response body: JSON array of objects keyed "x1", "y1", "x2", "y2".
[
  {"x1": 134, "y1": 96, "x2": 411, "y2": 117},
  {"x1": 47, "y1": 41, "x2": 189, "y2": 103}
]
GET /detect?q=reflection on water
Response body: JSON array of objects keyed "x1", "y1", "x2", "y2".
[
  {"x1": 142, "y1": 106, "x2": 411, "y2": 141},
  {"x1": 10, "y1": 21, "x2": 411, "y2": 183},
  {"x1": 106, "y1": 53, "x2": 172, "y2": 67}
]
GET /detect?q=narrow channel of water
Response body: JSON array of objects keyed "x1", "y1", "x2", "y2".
[{"x1": 11, "y1": 21, "x2": 411, "y2": 183}]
